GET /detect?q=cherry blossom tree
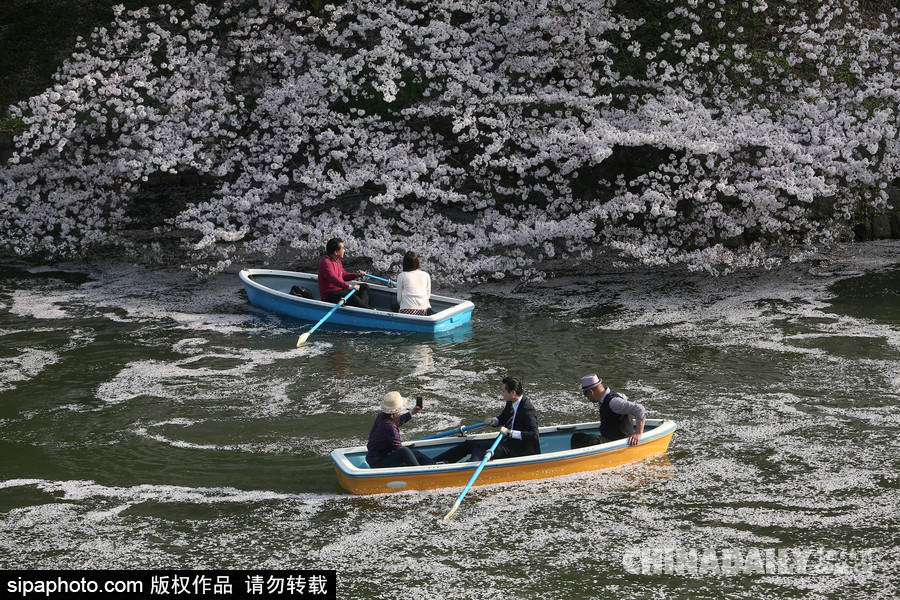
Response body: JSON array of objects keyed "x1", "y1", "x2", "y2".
[{"x1": 1, "y1": 0, "x2": 898, "y2": 278}]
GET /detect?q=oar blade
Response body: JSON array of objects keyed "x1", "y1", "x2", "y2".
[
  {"x1": 443, "y1": 501, "x2": 462, "y2": 522},
  {"x1": 296, "y1": 287, "x2": 356, "y2": 347}
]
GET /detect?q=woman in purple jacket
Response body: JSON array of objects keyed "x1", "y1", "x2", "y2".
[{"x1": 366, "y1": 392, "x2": 436, "y2": 468}]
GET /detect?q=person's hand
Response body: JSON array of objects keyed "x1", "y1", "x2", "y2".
[
  {"x1": 411, "y1": 406, "x2": 423, "y2": 416},
  {"x1": 629, "y1": 422, "x2": 644, "y2": 446},
  {"x1": 500, "y1": 426, "x2": 510, "y2": 437},
  {"x1": 358, "y1": 270, "x2": 367, "y2": 277},
  {"x1": 351, "y1": 284, "x2": 360, "y2": 291},
  {"x1": 484, "y1": 417, "x2": 495, "y2": 426}
]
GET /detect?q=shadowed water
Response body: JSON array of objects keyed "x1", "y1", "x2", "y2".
[{"x1": 1, "y1": 241, "x2": 898, "y2": 599}]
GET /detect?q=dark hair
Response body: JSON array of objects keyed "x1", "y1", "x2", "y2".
[
  {"x1": 502, "y1": 376, "x2": 523, "y2": 396},
  {"x1": 326, "y1": 238, "x2": 343, "y2": 256},
  {"x1": 402, "y1": 250, "x2": 420, "y2": 272}
]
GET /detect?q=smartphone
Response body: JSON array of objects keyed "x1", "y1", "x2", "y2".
[{"x1": 415, "y1": 395, "x2": 423, "y2": 409}]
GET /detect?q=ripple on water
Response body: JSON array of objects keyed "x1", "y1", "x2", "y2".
[
  {"x1": 1, "y1": 247, "x2": 899, "y2": 596},
  {"x1": 0, "y1": 348, "x2": 60, "y2": 393}
]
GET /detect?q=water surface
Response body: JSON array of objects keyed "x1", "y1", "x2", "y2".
[{"x1": 1, "y1": 242, "x2": 898, "y2": 599}]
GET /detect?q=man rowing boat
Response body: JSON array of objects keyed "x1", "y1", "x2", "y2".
[
  {"x1": 433, "y1": 376, "x2": 540, "y2": 463},
  {"x1": 317, "y1": 237, "x2": 371, "y2": 309}
]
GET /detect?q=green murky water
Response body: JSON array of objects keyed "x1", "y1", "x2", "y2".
[{"x1": 1, "y1": 241, "x2": 898, "y2": 599}]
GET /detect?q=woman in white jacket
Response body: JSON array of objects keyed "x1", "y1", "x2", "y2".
[{"x1": 396, "y1": 250, "x2": 433, "y2": 315}]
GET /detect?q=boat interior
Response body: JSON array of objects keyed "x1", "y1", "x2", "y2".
[
  {"x1": 344, "y1": 421, "x2": 665, "y2": 469},
  {"x1": 248, "y1": 271, "x2": 457, "y2": 313}
]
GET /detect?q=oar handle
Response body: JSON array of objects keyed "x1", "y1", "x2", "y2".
[
  {"x1": 443, "y1": 432, "x2": 505, "y2": 522},
  {"x1": 414, "y1": 423, "x2": 487, "y2": 441}
]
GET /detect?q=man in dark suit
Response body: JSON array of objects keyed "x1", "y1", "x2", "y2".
[{"x1": 434, "y1": 376, "x2": 540, "y2": 463}]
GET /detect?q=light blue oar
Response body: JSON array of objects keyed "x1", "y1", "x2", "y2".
[
  {"x1": 361, "y1": 273, "x2": 396, "y2": 287},
  {"x1": 296, "y1": 288, "x2": 357, "y2": 346},
  {"x1": 414, "y1": 423, "x2": 487, "y2": 442},
  {"x1": 443, "y1": 432, "x2": 505, "y2": 522}
]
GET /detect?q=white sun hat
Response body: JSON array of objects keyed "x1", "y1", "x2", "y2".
[{"x1": 380, "y1": 391, "x2": 407, "y2": 414}]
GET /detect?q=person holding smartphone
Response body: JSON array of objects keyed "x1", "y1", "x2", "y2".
[{"x1": 366, "y1": 391, "x2": 435, "y2": 469}]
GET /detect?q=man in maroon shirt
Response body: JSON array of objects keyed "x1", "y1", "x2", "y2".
[{"x1": 317, "y1": 238, "x2": 371, "y2": 309}]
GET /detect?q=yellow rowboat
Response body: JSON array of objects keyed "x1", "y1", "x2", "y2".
[{"x1": 331, "y1": 419, "x2": 677, "y2": 495}]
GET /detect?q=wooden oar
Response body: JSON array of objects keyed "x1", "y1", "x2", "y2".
[
  {"x1": 443, "y1": 432, "x2": 505, "y2": 522},
  {"x1": 414, "y1": 423, "x2": 487, "y2": 442},
  {"x1": 296, "y1": 288, "x2": 357, "y2": 346}
]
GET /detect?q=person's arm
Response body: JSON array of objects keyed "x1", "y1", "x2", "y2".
[
  {"x1": 630, "y1": 420, "x2": 645, "y2": 446},
  {"x1": 386, "y1": 414, "x2": 411, "y2": 451},
  {"x1": 609, "y1": 395, "x2": 646, "y2": 446},
  {"x1": 503, "y1": 401, "x2": 538, "y2": 443},
  {"x1": 395, "y1": 272, "x2": 406, "y2": 308},
  {"x1": 491, "y1": 403, "x2": 512, "y2": 429},
  {"x1": 342, "y1": 263, "x2": 363, "y2": 282},
  {"x1": 318, "y1": 258, "x2": 346, "y2": 299}
]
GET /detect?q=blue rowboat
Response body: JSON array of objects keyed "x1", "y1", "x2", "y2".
[
  {"x1": 331, "y1": 419, "x2": 678, "y2": 494},
  {"x1": 239, "y1": 268, "x2": 475, "y2": 334}
]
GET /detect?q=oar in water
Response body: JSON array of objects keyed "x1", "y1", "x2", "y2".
[
  {"x1": 414, "y1": 423, "x2": 487, "y2": 442},
  {"x1": 361, "y1": 273, "x2": 396, "y2": 287},
  {"x1": 296, "y1": 288, "x2": 357, "y2": 347},
  {"x1": 443, "y1": 432, "x2": 505, "y2": 522}
]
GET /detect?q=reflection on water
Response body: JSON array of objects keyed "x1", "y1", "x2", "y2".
[
  {"x1": 325, "y1": 337, "x2": 354, "y2": 378},
  {"x1": 1, "y1": 242, "x2": 898, "y2": 598},
  {"x1": 550, "y1": 452, "x2": 676, "y2": 499},
  {"x1": 432, "y1": 322, "x2": 474, "y2": 346},
  {"x1": 400, "y1": 343, "x2": 435, "y2": 380}
]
